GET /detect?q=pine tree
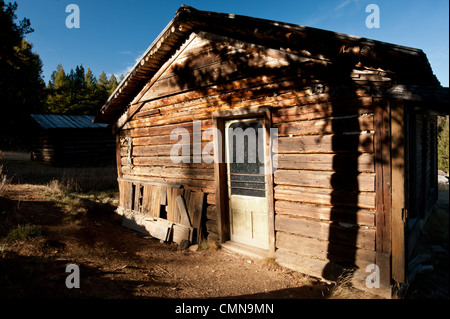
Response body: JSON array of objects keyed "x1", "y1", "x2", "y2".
[
  {"x1": 107, "y1": 74, "x2": 119, "y2": 95},
  {"x1": 0, "y1": 0, "x2": 45, "y2": 148},
  {"x1": 67, "y1": 64, "x2": 87, "y2": 113},
  {"x1": 45, "y1": 66, "x2": 118, "y2": 115},
  {"x1": 83, "y1": 67, "x2": 102, "y2": 114},
  {"x1": 97, "y1": 71, "x2": 110, "y2": 104},
  {"x1": 46, "y1": 63, "x2": 70, "y2": 113},
  {"x1": 84, "y1": 67, "x2": 97, "y2": 89}
]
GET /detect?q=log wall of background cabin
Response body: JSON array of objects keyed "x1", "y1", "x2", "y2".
[{"x1": 115, "y1": 33, "x2": 391, "y2": 273}]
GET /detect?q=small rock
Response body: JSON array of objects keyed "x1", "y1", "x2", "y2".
[
  {"x1": 178, "y1": 239, "x2": 189, "y2": 250},
  {"x1": 188, "y1": 244, "x2": 199, "y2": 252},
  {"x1": 247, "y1": 260, "x2": 252, "y2": 264}
]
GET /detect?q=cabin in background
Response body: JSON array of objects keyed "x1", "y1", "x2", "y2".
[
  {"x1": 30, "y1": 114, "x2": 115, "y2": 167},
  {"x1": 94, "y1": 6, "x2": 449, "y2": 297}
]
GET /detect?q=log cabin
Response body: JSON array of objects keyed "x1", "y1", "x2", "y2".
[
  {"x1": 94, "y1": 6, "x2": 449, "y2": 297},
  {"x1": 30, "y1": 114, "x2": 115, "y2": 166}
]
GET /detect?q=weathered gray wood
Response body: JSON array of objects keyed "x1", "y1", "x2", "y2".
[
  {"x1": 275, "y1": 214, "x2": 375, "y2": 250},
  {"x1": 275, "y1": 200, "x2": 375, "y2": 226},
  {"x1": 274, "y1": 169, "x2": 375, "y2": 191},
  {"x1": 176, "y1": 195, "x2": 192, "y2": 227},
  {"x1": 274, "y1": 185, "x2": 375, "y2": 209},
  {"x1": 276, "y1": 231, "x2": 376, "y2": 268}
]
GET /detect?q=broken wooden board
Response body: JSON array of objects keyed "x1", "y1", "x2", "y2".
[
  {"x1": 176, "y1": 195, "x2": 192, "y2": 227},
  {"x1": 167, "y1": 188, "x2": 184, "y2": 223},
  {"x1": 189, "y1": 191, "x2": 205, "y2": 244},
  {"x1": 144, "y1": 218, "x2": 173, "y2": 242},
  {"x1": 142, "y1": 185, "x2": 152, "y2": 215},
  {"x1": 150, "y1": 186, "x2": 162, "y2": 217},
  {"x1": 160, "y1": 187, "x2": 167, "y2": 205},
  {"x1": 172, "y1": 223, "x2": 193, "y2": 245}
]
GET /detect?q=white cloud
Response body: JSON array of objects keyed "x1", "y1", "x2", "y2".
[
  {"x1": 335, "y1": 0, "x2": 362, "y2": 11},
  {"x1": 335, "y1": 0, "x2": 351, "y2": 11},
  {"x1": 111, "y1": 51, "x2": 144, "y2": 78}
]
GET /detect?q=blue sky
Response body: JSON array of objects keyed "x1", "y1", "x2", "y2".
[{"x1": 15, "y1": 0, "x2": 449, "y2": 86}]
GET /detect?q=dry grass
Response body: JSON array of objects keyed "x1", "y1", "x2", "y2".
[
  {"x1": 0, "y1": 151, "x2": 118, "y2": 193},
  {"x1": 327, "y1": 271, "x2": 355, "y2": 299},
  {"x1": 261, "y1": 257, "x2": 280, "y2": 271},
  {"x1": 0, "y1": 151, "x2": 119, "y2": 239},
  {"x1": 0, "y1": 165, "x2": 8, "y2": 196},
  {"x1": 198, "y1": 239, "x2": 220, "y2": 251}
]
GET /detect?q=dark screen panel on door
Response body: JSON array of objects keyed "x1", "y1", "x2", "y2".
[{"x1": 227, "y1": 120, "x2": 265, "y2": 198}]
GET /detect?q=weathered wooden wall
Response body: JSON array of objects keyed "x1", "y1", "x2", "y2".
[
  {"x1": 406, "y1": 110, "x2": 438, "y2": 257},
  {"x1": 31, "y1": 128, "x2": 116, "y2": 167},
  {"x1": 116, "y1": 32, "x2": 395, "y2": 275}
]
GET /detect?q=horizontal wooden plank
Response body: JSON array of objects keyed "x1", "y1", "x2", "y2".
[
  {"x1": 276, "y1": 231, "x2": 376, "y2": 268},
  {"x1": 274, "y1": 169, "x2": 375, "y2": 191},
  {"x1": 275, "y1": 248, "x2": 331, "y2": 279},
  {"x1": 278, "y1": 133, "x2": 374, "y2": 154},
  {"x1": 274, "y1": 185, "x2": 375, "y2": 208},
  {"x1": 130, "y1": 89, "x2": 308, "y2": 130},
  {"x1": 122, "y1": 166, "x2": 214, "y2": 181},
  {"x1": 139, "y1": 47, "x2": 292, "y2": 101},
  {"x1": 275, "y1": 200, "x2": 375, "y2": 226},
  {"x1": 275, "y1": 214, "x2": 375, "y2": 250},
  {"x1": 136, "y1": 74, "x2": 302, "y2": 115},
  {"x1": 122, "y1": 144, "x2": 173, "y2": 156},
  {"x1": 122, "y1": 142, "x2": 212, "y2": 156},
  {"x1": 121, "y1": 120, "x2": 213, "y2": 138},
  {"x1": 272, "y1": 97, "x2": 373, "y2": 124},
  {"x1": 275, "y1": 153, "x2": 374, "y2": 172},
  {"x1": 121, "y1": 174, "x2": 215, "y2": 193},
  {"x1": 275, "y1": 114, "x2": 374, "y2": 136},
  {"x1": 129, "y1": 86, "x2": 369, "y2": 131},
  {"x1": 123, "y1": 156, "x2": 214, "y2": 168}
]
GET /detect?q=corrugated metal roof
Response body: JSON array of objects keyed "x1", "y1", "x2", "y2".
[{"x1": 30, "y1": 114, "x2": 108, "y2": 129}]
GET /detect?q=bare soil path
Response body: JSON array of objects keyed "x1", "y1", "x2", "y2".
[{"x1": 1, "y1": 183, "x2": 342, "y2": 299}]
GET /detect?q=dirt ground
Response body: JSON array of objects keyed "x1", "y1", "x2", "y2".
[
  {"x1": 0, "y1": 152, "x2": 448, "y2": 300},
  {"x1": 0, "y1": 183, "x2": 310, "y2": 299},
  {"x1": 0, "y1": 183, "x2": 379, "y2": 300}
]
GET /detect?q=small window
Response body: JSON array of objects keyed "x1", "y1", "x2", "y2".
[{"x1": 226, "y1": 120, "x2": 266, "y2": 198}]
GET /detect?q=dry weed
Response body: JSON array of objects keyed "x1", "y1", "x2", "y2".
[
  {"x1": 261, "y1": 257, "x2": 280, "y2": 271},
  {"x1": 327, "y1": 270, "x2": 359, "y2": 299},
  {"x1": 0, "y1": 165, "x2": 12, "y2": 196},
  {"x1": 199, "y1": 239, "x2": 220, "y2": 251}
]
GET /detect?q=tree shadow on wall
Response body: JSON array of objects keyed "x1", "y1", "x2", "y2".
[{"x1": 166, "y1": 23, "x2": 404, "y2": 284}]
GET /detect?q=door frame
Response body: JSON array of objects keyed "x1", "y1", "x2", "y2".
[{"x1": 212, "y1": 106, "x2": 275, "y2": 255}]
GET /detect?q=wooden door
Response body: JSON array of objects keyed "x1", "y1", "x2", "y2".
[{"x1": 225, "y1": 118, "x2": 269, "y2": 249}]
